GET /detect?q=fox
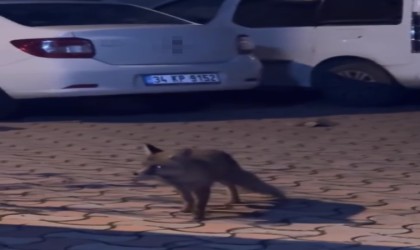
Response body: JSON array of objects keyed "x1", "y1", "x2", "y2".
[{"x1": 133, "y1": 143, "x2": 285, "y2": 221}]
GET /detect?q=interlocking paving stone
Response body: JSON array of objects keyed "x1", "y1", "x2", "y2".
[
  {"x1": 306, "y1": 225, "x2": 410, "y2": 243},
  {"x1": 15, "y1": 238, "x2": 94, "y2": 250},
  {"x1": 353, "y1": 235, "x2": 420, "y2": 247},
  {"x1": 230, "y1": 227, "x2": 321, "y2": 238},
  {"x1": 69, "y1": 243, "x2": 166, "y2": 250},
  {"x1": 45, "y1": 232, "x2": 138, "y2": 243},
  {"x1": 193, "y1": 243, "x2": 263, "y2": 250},
  {"x1": 151, "y1": 229, "x2": 232, "y2": 238},
  {"x1": 0, "y1": 237, "x2": 43, "y2": 245},
  {"x1": 116, "y1": 236, "x2": 201, "y2": 248},
  {"x1": 264, "y1": 240, "x2": 344, "y2": 250}
]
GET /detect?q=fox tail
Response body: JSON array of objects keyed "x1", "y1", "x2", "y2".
[{"x1": 232, "y1": 170, "x2": 285, "y2": 199}]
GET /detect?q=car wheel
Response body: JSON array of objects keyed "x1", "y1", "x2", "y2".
[
  {"x1": 0, "y1": 90, "x2": 19, "y2": 120},
  {"x1": 312, "y1": 60, "x2": 407, "y2": 107}
]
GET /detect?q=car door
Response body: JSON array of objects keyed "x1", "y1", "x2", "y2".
[
  {"x1": 314, "y1": 0, "x2": 409, "y2": 66},
  {"x1": 226, "y1": 0, "x2": 320, "y2": 87}
]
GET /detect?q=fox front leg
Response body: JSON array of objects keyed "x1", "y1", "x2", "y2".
[
  {"x1": 192, "y1": 186, "x2": 211, "y2": 221},
  {"x1": 174, "y1": 186, "x2": 194, "y2": 213}
]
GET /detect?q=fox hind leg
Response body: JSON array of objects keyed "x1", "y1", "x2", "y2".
[{"x1": 220, "y1": 181, "x2": 241, "y2": 204}]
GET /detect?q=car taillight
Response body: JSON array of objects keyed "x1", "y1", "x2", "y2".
[
  {"x1": 10, "y1": 38, "x2": 95, "y2": 58},
  {"x1": 236, "y1": 34, "x2": 255, "y2": 54}
]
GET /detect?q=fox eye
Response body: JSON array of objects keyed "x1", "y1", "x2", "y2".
[{"x1": 152, "y1": 165, "x2": 163, "y2": 169}]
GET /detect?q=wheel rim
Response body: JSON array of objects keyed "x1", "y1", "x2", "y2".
[{"x1": 336, "y1": 70, "x2": 376, "y2": 82}]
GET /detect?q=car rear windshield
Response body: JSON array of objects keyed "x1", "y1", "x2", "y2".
[{"x1": 0, "y1": 3, "x2": 190, "y2": 27}]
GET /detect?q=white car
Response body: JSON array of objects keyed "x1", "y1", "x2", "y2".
[
  {"x1": 0, "y1": 1, "x2": 261, "y2": 118},
  {"x1": 147, "y1": 0, "x2": 420, "y2": 106}
]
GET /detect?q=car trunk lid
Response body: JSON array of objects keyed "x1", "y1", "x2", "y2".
[{"x1": 70, "y1": 24, "x2": 237, "y2": 65}]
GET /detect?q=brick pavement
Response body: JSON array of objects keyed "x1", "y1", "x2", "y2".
[{"x1": 0, "y1": 102, "x2": 419, "y2": 249}]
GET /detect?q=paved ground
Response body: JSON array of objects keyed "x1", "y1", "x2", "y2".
[{"x1": 0, "y1": 92, "x2": 420, "y2": 249}]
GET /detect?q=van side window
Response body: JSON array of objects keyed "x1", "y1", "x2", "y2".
[
  {"x1": 233, "y1": 0, "x2": 320, "y2": 28},
  {"x1": 318, "y1": 0, "x2": 403, "y2": 26},
  {"x1": 154, "y1": 0, "x2": 225, "y2": 24}
]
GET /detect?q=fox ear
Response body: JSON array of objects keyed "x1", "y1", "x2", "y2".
[{"x1": 144, "y1": 144, "x2": 163, "y2": 155}]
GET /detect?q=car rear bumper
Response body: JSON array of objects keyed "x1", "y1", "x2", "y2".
[{"x1": 0, "y1": 55, "x2": 262, "y2": 99}]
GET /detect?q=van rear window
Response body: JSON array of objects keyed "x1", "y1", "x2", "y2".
[
  {"x1": 319, "y1": 0, "x2": 403, "y2": 26},
  {"x1": 0, "y1": 3, "x2": 190, "y2": 27}
]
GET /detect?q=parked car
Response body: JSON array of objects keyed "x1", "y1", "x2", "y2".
[
  {"x1": 0, "y1": 1, "x2": 261, "y2": 118},
  {"x1": 145, "y1": 0, "x2": 419, "y2": 106}
]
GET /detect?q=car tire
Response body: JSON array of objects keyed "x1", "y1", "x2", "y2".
[
  {"x1": 312, "y1": 60, "x2": 408, "y2": 107},
  {"x1": 0, "y1": 90, "x2": 19, "y2": 120}
]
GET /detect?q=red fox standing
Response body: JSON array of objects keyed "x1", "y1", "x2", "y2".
[{"x1": 134, "y1": 144, "x2": 285, "y2": 220}]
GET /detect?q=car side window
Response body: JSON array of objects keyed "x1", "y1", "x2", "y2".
[
  {"x1": 0, "y1": 3, "x2": 190, "y2": 27},
  {"x1": 154, "y1": 0, "x2": 225, "y2": 24},
  {"x1": 318, "y1": 0, "x2": 403, "y2": 26},
  {"x1": 233, "y1": 0, "x2": 321, "y2": 28}
]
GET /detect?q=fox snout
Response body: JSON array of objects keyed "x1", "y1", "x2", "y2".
[
  {"x1": 133, "y1": 165, "x2": 161, "y2": 177},
  {"x1": 132, "y1": 169, "x2": 150, "y2": 177},
  {"x1": 132, "y1": 169, "x2": 151, "y2": 182},
  {"x1": 133, "y1": 170, "x2": 148, "y2": 178}
]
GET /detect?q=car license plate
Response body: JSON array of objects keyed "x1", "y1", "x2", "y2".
[{"x1": 144, "y1": 73, "x2": 220, "y2": 85}]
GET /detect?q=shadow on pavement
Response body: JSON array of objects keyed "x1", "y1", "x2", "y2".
[
  {"x1": 14, "y1": 88, "x2": 420, "y2": 123},
  {"x1": 0, "y1": 223, "x2": 416, "y2": 250},
  {"x1": 238, "y1": 198, "x2": 367, "y2": 226}
]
